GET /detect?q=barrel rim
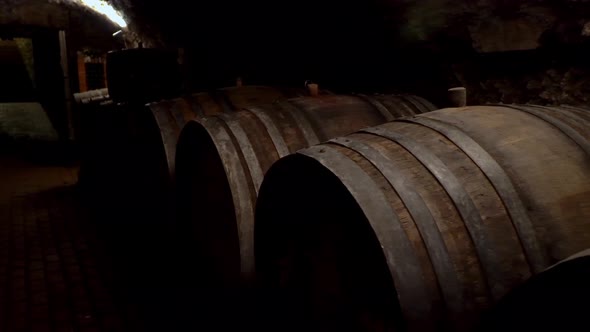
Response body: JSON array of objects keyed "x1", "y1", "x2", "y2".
[{"x1": 254, "y1": 151, "x2": 411, "y2": 331}]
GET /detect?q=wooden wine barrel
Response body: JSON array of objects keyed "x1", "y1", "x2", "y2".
[
  {"x1": 97, "y1": 86, "x2": 315, "y2": 275},
  {"x1": 145, "y1": 85, "x2": 309, "y2": 180},
  {"x1": 80, "y1": 86, "x2": 308, "y2": 214},
  {"x1": 477, "y1": 249, "x2": 590, "y2": 332},
  {"x1": 174, "y1": 94, "x2": 436, "y2": 288},
  {"x1": 254, "y1": 105, "x2": 590, "y2": 332}
]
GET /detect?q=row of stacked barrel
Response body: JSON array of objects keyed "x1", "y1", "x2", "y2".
[
  {"x1": 81, "y1": 48, "x2": 590, "y2": 332},
  {"x1": 169, "y1": 92, "x2": 589, "y2": 332},
  {"x1": 77, "y1": 79, "x2": 445, "y2": 331}
]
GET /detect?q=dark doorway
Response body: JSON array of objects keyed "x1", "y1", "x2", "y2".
[{"x1": 85, "y1": 62, "x2": 106, "y2": 90}]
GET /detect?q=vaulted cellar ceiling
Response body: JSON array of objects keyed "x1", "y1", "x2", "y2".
[
  {"x1": 3, "y1": 0, "x2": 588, "y2": 103},
  {"x1": 105, "y1": 0, "x2": 590, "y2": 51}
]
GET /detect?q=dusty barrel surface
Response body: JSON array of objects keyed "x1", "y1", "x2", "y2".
[
  {"x1": 255, "y1": 105, "x2": 590, "y2": 332},
  {"x1": 478, "y1": 249, "x2": 590, "y2": 332},
  {"x1": 147, "y1": 85, "x2": 307, "y2": 179},
  {"x1": 174, "y1": 94, "x2": 436, "y2": 287}
]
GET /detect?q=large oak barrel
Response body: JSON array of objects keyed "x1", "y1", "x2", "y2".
[
  {"x1": 79, "y1": 86, "x2": 303, "y2": 195},
  {"x1": 174, "y1": 94, "x2": 436, "y2": 288},
  {"x1": 477, "y1": 249, "x2": 590, "y2": 332},
  {"x1": 79, "y1": 86, "x2": 315, "y2": 306},
  {"x1": 146, "y1": 85, "x2": 308, "y2": 180},
  {"x1": 80, "y1": 86, "x2": 309, "y2": 225},
  {"x1": 254, "y1": 105, "x2": 590, "y2": 332}
]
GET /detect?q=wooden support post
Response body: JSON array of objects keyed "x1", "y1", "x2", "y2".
[{"x1": 59, "y1": 30, "x2": 74, "y2": 140}]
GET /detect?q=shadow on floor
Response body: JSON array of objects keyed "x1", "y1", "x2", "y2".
[{"x1": 0, "y1": 144, "x2": 276, "y2": 331}]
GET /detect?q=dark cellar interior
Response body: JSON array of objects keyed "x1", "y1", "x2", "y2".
[{"x1": 0, "y1": 1, "x2": 589, "y2": 331}]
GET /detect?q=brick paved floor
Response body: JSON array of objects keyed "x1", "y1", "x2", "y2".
[
  {"x1": 0, "y1": 155, "x2": 145, "y2": 332},
  {"x1": 0, "y1": 151, "x2": 273, "y2": 332}
]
